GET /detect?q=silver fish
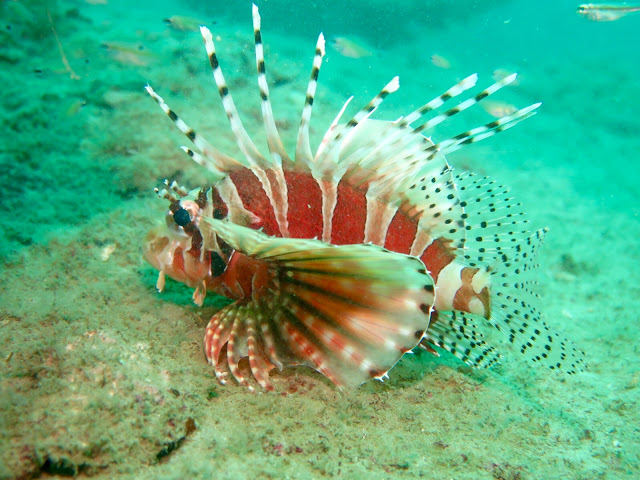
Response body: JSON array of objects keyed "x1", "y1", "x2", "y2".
[{"x1": 577, "y1": 3, "x2": 640, "y2": 21}]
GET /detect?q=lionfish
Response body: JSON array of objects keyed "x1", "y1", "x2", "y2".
[{"x1": 144, "y1": 5, "x2": 585, "y2": 391}]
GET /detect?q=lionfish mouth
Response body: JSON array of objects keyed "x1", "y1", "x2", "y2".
[{"x1": 143, "y1": 225, "x2": 210, "y2": 292}]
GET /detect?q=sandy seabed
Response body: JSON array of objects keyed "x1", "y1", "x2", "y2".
[{"x1": 1, "y1": 0, "x2": 638, "y2": 478}]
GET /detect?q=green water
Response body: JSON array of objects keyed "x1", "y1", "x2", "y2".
[{"x1": 1, "y1": 0, "x2": 638, "y2": 478}]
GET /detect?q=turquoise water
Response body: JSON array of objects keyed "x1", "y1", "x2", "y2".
[{"x1": 1, "y1": 0, "x2": 638, "y2": 478}]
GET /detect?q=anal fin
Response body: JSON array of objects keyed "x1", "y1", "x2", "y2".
[{"x1": 421, "y1": 310, "x2": 501, "y2": 369}]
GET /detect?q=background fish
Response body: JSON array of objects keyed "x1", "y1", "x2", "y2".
[
  {"x1": 144, "y1": 5, "x2": 586, "y2": 391},
  {"x1": 331, "y1": 35, "x2": 374, "y2": 58},
  {"x1": 430, "y1": 53, "x2": 452, "y2": 69},
  {"x1": 164, "y1": 15, "x2": 214, "y2": 32},
  {"x1": 493, "y1": 67, "x2": 520, "y2": 85},
  {"x1": 481, "y1": 99, "x2": 518, "y2": 118},
  {"x1": 577, "y1": 3, "x2": 640, "y2": 21},
  {"x1": 102, "y1": 41, "x2": 156, "y2": 66}
]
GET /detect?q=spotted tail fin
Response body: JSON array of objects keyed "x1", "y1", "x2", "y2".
[
  {"x1": 455, "y1": 219, "x2": 587, "y2": 373},
  {"x1": 486, "y1": 229, "x2": 587, "y2": 374},
  {"x1": 201, "y1": 218, "x2": 434, "y2": 390},
  {"x1": 447, "y1": 170, "x2": 587, "y2": 373}
]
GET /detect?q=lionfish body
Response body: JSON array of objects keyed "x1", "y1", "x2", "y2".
[{"x1": 144, "y1": 5, "x2": 585, "y2": 390}]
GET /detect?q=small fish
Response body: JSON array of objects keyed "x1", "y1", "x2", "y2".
[
  {"x1": 143, "y1": 5, "x2": 586, "y2": 390},
  {"x1": 64, "y1": 98, "x2": 86, "y2": 117},
  {"x1": 493, "y1": 68, "x2": 520, "y2": 86},
  {"x1": 164, "y1": 15, "x2": 213, "y2": 32},
  {"x1": 430, "y1": 53, "x2": 451, "y2": 69},
  {"x1": 577, "y1": 3, "x2": 640, "y2": 21},
  {"x1": 481, "y1": 100, "x2": 518, "y2": 118},
  {"x1": 102, "y1": 41, "x2": 156, "y2": 66},
  {"x1": 332, "y1": 36, "x2": 374, "y2": 58}
]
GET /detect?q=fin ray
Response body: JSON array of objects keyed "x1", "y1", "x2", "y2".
[
  {"x1": 202, "y1": 219, "x2": 435, "y2": 388},
  {"x1": 296, "y1": 33, "x2": 326, "y2": 166},
  {"x1": 422, "y1": 310, "x2": 502, "y2": 368},
  {"x1": 200, "y1": 26, "x2": 267, "y2": 168},
  {"x1": 252, "y1": 4, "x2": 291, "y2": 165},
  {"x1": 145, "y1": 85, "x2": 243, "y2": 174}
]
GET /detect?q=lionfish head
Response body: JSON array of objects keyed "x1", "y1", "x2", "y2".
[{"x1": 144, "y1": 181, "x2": 231, "y2": 304}]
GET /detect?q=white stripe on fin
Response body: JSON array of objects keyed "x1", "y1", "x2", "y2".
[
  {"x1": 252, "y1": 5, "x2": 290, "y2": 237},
  {"x1": 200, "y1": 26, "x2": 267, "y2": 168},
  {"x1": 145, "y1": 84, "x2": 243, "y2": 173},
  {"x1": 314, "y1": 96, "x2": 353, "y2": 164},
  {"x1": 296, "y1": 33, "x2": 326, "y2": 166},
  {"x1": 252, "y1": 4, "x2": 291, "y2": 165},
  {"x1": 315, "y1": 77, "x2": 399, "y2": 168},
  {"x1": 202, "y1": 23, "x2": 290, "y2": 237},
  {"x1": 335, "y1": 75, "x2": 477, "y2": 180},
  {"x1": 414, "y1": 73, "x2": 518, "y2": 134},
  {"x1": 402, "y1": 73, "x2": 478, "y2": 127},
  {"x1": 180, "y1": 147, "x2": 227, "y2": 177},
  {"x1": 424, "y1": 102, "x2": 541, "y2": 161}
]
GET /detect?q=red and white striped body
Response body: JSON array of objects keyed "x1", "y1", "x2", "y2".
[
  {"x1": 143, "y1": 5, "x2": 586, "y2": 390},
  {"x1": 209, "y1": 163, "x2": 490, "y2": 321}
]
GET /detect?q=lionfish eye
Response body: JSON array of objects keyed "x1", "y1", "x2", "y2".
[
  {"x1": 210, "y1": 252, "x2": 226, "y2": 277},
  {"x1": 173, "y1": 207, "x2": 191, "y2": 227}
]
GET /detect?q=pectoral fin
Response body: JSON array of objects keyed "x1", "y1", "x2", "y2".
[{"x1": 202, "y1": 219, "x2": 435, "y2": 390}]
